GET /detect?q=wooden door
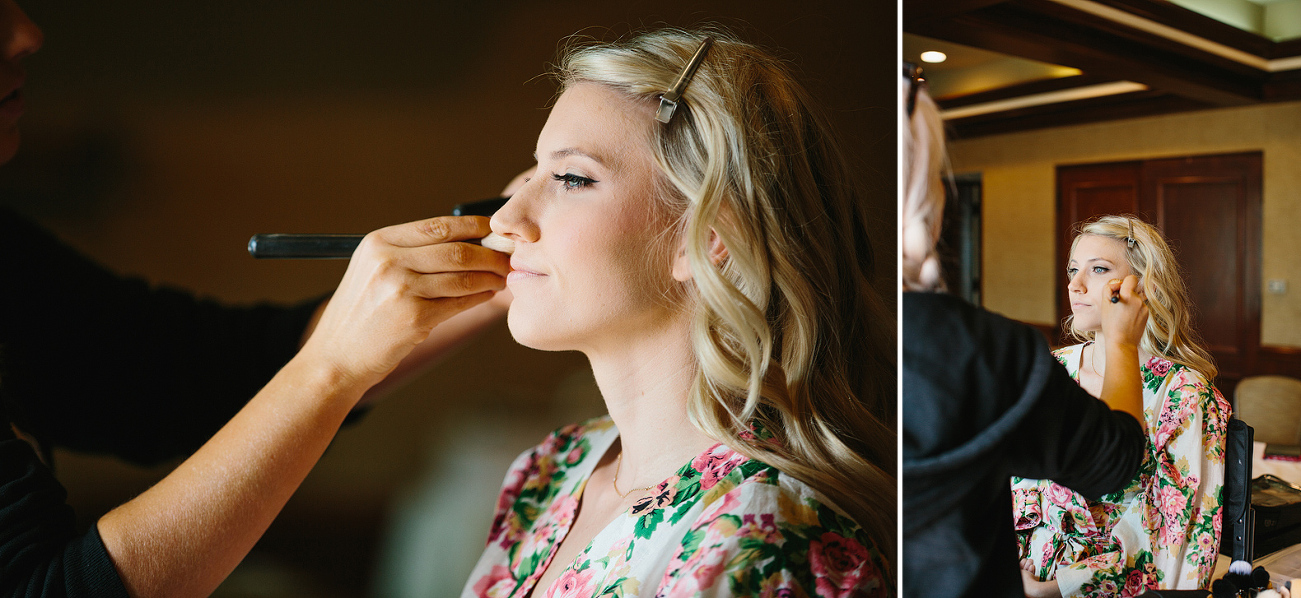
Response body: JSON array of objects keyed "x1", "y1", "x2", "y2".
[
  {"x1": 1141, "y1": 154, "x2": 1262, "y2": 388},
  {"x1": 1056, "y1": 161, "x2": 1143, "y2": 345},
  {"x1": 1056, "y1": 152, "x2": 1262, "y2": 392}
]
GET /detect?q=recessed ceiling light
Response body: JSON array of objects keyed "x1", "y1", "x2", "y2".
[{"x1": 920, "y1": 51, "x2": 947, "y2": 64}]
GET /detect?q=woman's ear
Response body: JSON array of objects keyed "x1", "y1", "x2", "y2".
[{"x1": 672, "y1": 228, "x2": 729, "y2": 282}]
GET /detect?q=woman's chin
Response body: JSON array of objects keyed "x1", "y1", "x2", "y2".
[{"x1": 505, "y1": 309, "x2": 567, "y2": 352}]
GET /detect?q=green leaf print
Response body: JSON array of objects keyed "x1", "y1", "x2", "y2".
[{"x1": 634, "y1": 508, "x2": 665, "y2": 540}]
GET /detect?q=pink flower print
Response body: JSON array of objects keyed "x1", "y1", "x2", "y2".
[
  {"x1": 1142, "y1": 563, "x2": 1162, "y2": 589},
  {"x1": 1122, "y1": 569, "x2": 1145, "y2": 596},
  {"x1": 543, "y1": 567, "x2": 596, "y2": 598},
  {"x1": 1156, "y1": 486, "x2": 1189, "y2": 545},
  {"x1": 545, "y1": 494, "x2": 579, "y2": 531},
  {"x1": 495, "y1": 516, "x2": 526, "y2": 551},
  {"x1": 565, "y1": 446, "x2": 584, "y2": 465},
  {"x1": 1197, "y1": 531, "x2": 1215, "y2": 554},
  {"x1": 692, "y1": 448, "x2": 747, "y2": 490},
  {"x1": 698, "y1": 489, "x2": 741, "y2": 524},
  {"x1": 756, "y1": 571, "x2": 801, "y2": 598},
  {"x1": 632, "y1": 476, "x2": 680, "y2": 514},
  {"x1": 473, "y1": 564, "x2": 516, "y2": 598},
  {"x1": 1045, "y1": 483, "x2": 1077, "y2": 508},
  {"x1": 692, "y1": 549, "x2": 729, "y2": 591},
  {"x1": 810, "y1": 531, "x2": 872, "y2": 598},
  {"x1": 1013, "y1": 488, "x2": 1043, "y2": 529},
  {"x1": 1148, "y1": 357, "x2": 1172, "y2": 378},
  {"x1": 662, "y1": 547, "x2": 729, "y2": 598},
  {"x1": 539, "y1": 430, "x2": 568, "y2": 456},
  {"x1": 741, "y1": 513, "x2": 782, "y2": 544}
]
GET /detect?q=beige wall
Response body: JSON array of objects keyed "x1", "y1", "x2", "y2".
[{"x1": 949, "y1": 100, "x2": 1301, "y2": 348}]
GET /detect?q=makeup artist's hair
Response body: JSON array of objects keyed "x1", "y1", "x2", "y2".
[
  {"x1": 1066, "y1": 215, "x2": 1218, "y2": 380},
  {"x1": 901, "y1": 71, "x2": 947, "y2": 292},
  {"x1": 555, "y1": 27, "x2": 895, "y2": 552}
]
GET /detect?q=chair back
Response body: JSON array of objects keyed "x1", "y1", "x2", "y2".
[{"x1": 1236, "y1": 375, "x2": 1301, "y2": 445}]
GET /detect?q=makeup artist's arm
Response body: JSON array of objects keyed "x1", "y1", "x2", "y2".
[
  {"x1": 96, "y1": 216, "x2": 510, "y2": 598},
  {"x1": 1097, "y1": 274, "x2": 1148, "y2": 431},
  {"x1": 304, "y1": 166, "x2": 534, "y2": 405}
]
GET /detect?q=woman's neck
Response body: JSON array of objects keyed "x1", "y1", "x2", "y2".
[
  {"x1": 584, "y1": 316, "x2": 718, "y2": 490},
  {"x1": 1089, "y1": 331, "x2": 1153, "y2": 377}
]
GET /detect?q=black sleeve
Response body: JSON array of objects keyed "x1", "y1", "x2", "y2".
[
  {"x1": 0, "y1": 207, "x2": 324, "y2": 465},
  {"x1": 0, "y1": 430, "x2": 129, "y2": 598},
  {"x1": 1006, "y1": 337, "x2": 1146, "y2": 499}
]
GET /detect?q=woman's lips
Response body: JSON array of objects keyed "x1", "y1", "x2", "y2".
[{"x1": 507, "y1": 259, "x2": 545, "y2": 284}]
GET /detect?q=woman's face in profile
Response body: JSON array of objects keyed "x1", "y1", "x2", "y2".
[
  {"x1": 490, "y1": 82, "x2": 681, "y2": 353},
  {"x1": 1067, "y1": 234, "x2": 1134, "y2": 333}
]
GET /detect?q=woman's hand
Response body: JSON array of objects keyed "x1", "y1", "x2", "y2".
[
  {"x1": 1099, "y1": 274, "x2": 1148, "y2": 348},
  {"x1": 1020, "y1": 562, "x2": 1063, "y2": 598},
  {"x1": 1021, "y1": 570, "x2": 1063, "y2": 598},
  {"x1": 297, "y1": 215, "x2": 510, "y2": 391}
]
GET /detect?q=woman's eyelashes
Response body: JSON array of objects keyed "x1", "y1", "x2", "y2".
[
  {"x1": 552, "y1": 172, "x2": 597, "y2": 191},
  {"x1": 1066, "y1": 265, "x2": 1112, "y2": 280}
]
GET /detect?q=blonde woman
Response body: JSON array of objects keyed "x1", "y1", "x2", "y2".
[
  {"x1": 462, "y1": 29, "x2": 893, "y2": 596},
  {"x1": 1013, "y1": 215, "x2": 1232, "y2": 597}
]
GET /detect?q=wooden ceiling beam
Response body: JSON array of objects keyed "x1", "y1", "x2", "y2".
[
  {"x1": 946, "y1": 90, "x2": 1213, "y2": 138},
  {"x1": 907, "y1": 0, "x2": 1264, "y2": 106},
  {"x1": 903, "y1": 0, "x2": 1011, "y2": 28}
]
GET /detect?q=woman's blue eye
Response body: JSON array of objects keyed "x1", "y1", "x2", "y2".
[
  {"x1": 552, "y1": 173, "x2": 596, "y2": 190},
  {"x1": 1066, "y1": 268, "x2": 1077, "y2": 277},
  {"x1": 1092, "y1": 266, "x2": 1109, "y2": 274}
]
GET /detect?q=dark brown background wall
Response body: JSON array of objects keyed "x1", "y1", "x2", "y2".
[{"x1": 2, "y1": 1, "x2": 894, "y2": 595}]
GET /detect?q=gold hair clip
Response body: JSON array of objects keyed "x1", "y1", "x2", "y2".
[
  {"x1": 655, "y1": 36, "x2": 715, "y2": 124},
  {"x1": 1126, "y1": 219, "x2": 1136, "y2": 249}
]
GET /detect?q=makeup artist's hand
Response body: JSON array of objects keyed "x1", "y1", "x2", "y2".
[
  {"x1": 298, "y1": 215, "x2": 511, "y2": 391},
  {"x1": 1099, "y1": 274, "x2": 1148, "y2": 348}
]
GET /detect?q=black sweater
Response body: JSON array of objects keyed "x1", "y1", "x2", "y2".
[
  {"x1": 903, "y1": 292, "x2": 1146, "y2": 598},
  {"x1": 0, "y1": 208, "x2": 319, "y2": 597}
]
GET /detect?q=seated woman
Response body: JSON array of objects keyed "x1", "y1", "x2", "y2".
[
  {"x1": 1013, "y1": 215, "x2": 1232, "y2": 597},
  {"x1": 460, "y1": 29, "x2": 895, "y2": 596}
]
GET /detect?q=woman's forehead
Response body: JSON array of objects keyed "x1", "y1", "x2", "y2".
[
  {"x1": 1071, "y1": 234, "x2": 1128, "y2": 262},
  {"x1": 536, "y1": 83, "x2": 653, "y2": 166}
]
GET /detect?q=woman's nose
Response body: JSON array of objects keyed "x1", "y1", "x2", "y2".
[
  {"x1": 489, "y1": 178, "x2": 540, "y2": 244},
  {"x1": 1067, "y1": 271, "x2": 1086, "y2": 294},
  {"x1": 2, "y1": 2, "x2": 43, "y2": 62}
]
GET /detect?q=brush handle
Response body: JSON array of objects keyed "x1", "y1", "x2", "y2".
[
  {"x1": 247, "y1": 234, "x2": 363, "y2": 259},
  {"x1": 248, "y1": 197, "x2": 509, "y2": 259}
]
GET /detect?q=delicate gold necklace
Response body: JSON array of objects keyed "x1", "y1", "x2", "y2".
[
  {"x1": 612, "y1": 451, "x2": 656, "y2": 498},
  {"x1": 1090, "y1": 342, "x2": 1103, "y2": 378}
]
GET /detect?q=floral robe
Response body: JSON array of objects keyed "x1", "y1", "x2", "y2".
[
  {"x1": 461, "y1": 416, "x2": 890, "y2": 598},
  {"x1": 1011, "y1": 343, "x2": 1231, "y2": 597}
]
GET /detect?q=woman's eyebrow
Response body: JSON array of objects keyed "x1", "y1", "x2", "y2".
[{"x1": 534, "y1": 147, "x2": 614, "y2": 168}]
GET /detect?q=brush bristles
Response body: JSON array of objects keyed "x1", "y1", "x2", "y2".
[{"x1": 480, "y1": 233, "x2": 515, "y2": 255}]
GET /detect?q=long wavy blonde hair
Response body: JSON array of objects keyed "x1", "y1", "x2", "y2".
[
  {"x1": 1066, "y1": 215, "x2": 1218, "y2": 380},
  {"x1": 556, "y1": 28, "x2": 896, "y2": 551}
]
